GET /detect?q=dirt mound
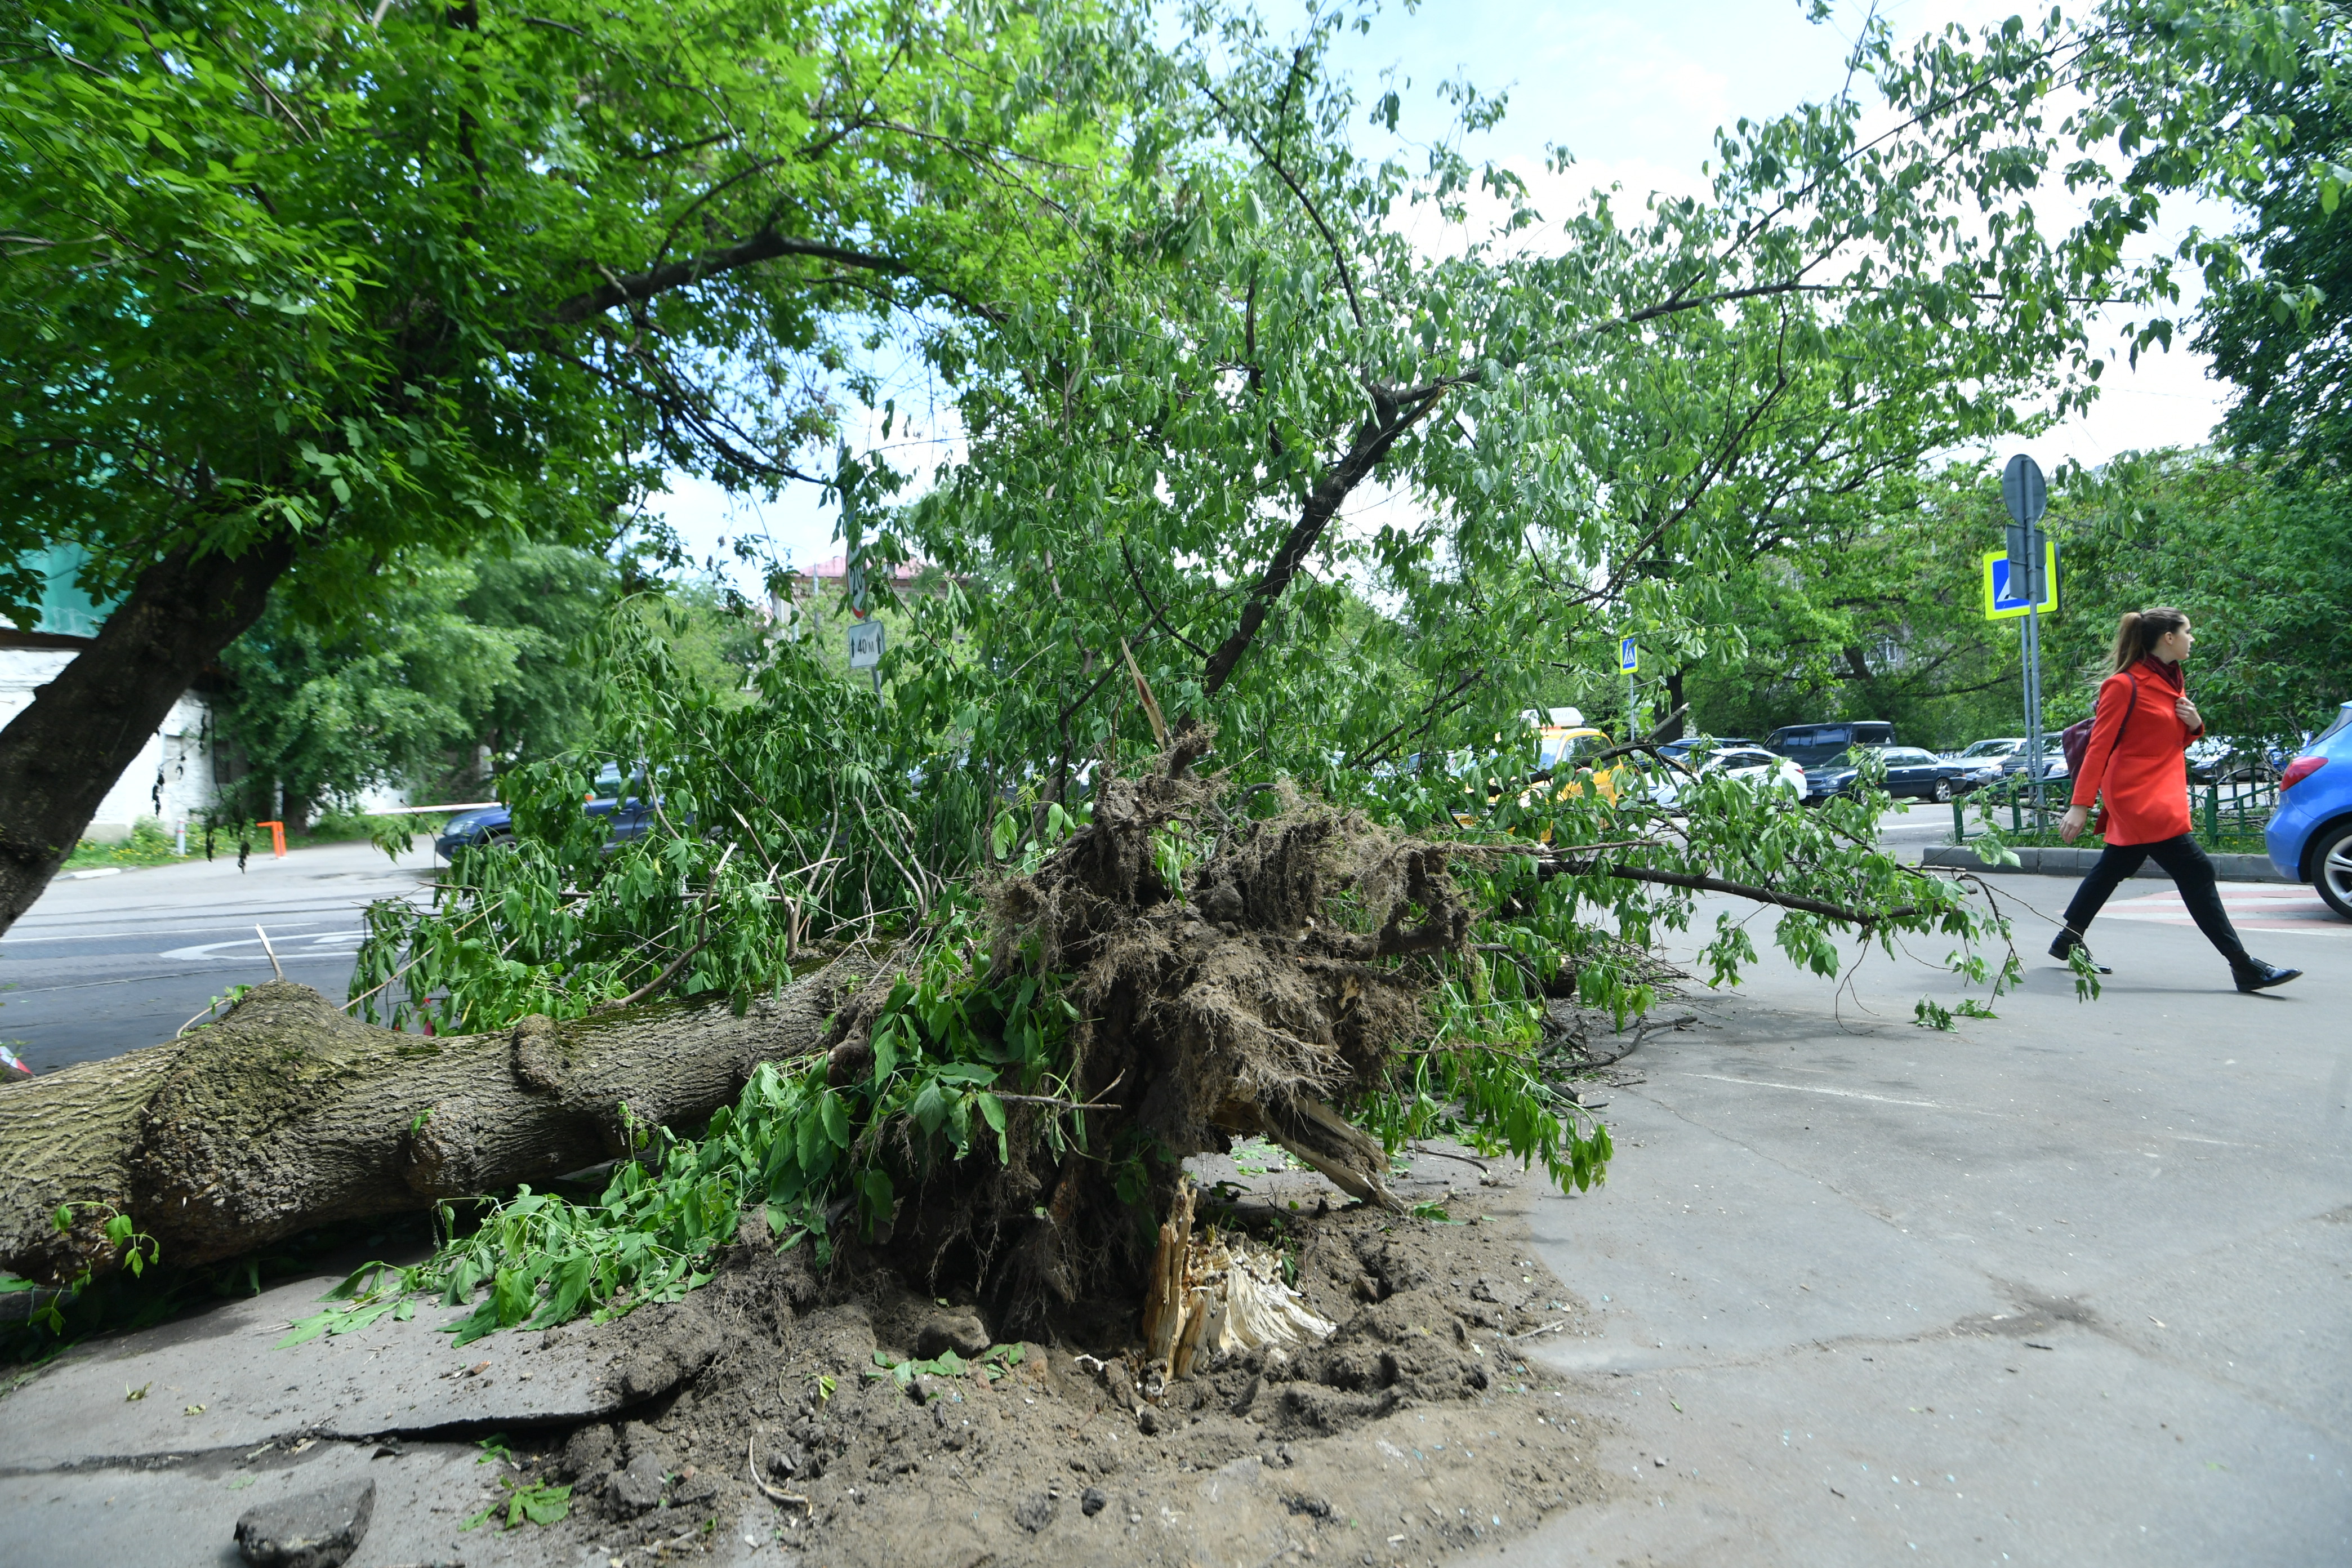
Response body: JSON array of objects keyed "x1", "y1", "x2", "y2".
[{"x1": 496, "y1": 1170, "x2": 1602, "y2": 1567}]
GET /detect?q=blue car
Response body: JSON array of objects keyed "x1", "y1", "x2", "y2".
[
  {"x1": 434, "y1": 763, "x2": 656, "y2": 858},
  {"x1": 2266, "y1": 701, "x2": 2352, "y2": 920}
]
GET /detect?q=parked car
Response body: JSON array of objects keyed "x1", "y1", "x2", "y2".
[
  {"x1": 2266, "y1": 701, "x2": 2352, "y2": 919},
  {"x1": 1647, "y1": 745, "x2": 1806, "y2": 809},
  {"x1": 1535, "y1": 724, "x2": 1613, "y2": 775},
  {"x1": 1803, "y1": 745, "x2": 1977, "y2": 804},
  {"x1": 1529, "y1": 724, "x2": 1640, "y2": 804},
  {"x1": 2186, "y1": 736, "x2": 2287, "y2": 785},
  {"x1": 1767, "y1": 720, "x2": 1896, "y2": 768},
  {"x1": 434, "y1": 762, "x2": 657, "y2": 857},
  {"x1": 1948, "y1": 737, "x2": 2026, "y2": 764},
  {"x1": 1994, "y1": 743, "x2": 2070, "y2": 785},
  {"x1": 1655, "y1": 734, "x2": 1761, "y2": 760}
]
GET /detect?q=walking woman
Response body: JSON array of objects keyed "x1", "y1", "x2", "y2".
[{"x1": 2052, "y1": 608, "x2": 2300, "y2": 992}]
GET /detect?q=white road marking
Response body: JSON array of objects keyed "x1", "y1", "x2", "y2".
[
  {"x1": 1678, "y1": 1073, "x2": 1987, "y2": 1112},
  {"x1": 1, "y1": 923, "x2": 345, "y2": 946},
  {"x1": 2100, "y1": 887, "x2": 2345, "y2": 933},
  {"x1": 158, "y1": 930, "x2": 367, "y2": 962}
]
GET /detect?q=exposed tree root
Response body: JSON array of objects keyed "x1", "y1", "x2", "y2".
[{"x1": 872, "y1": 724, "x2": 1469, "y2": 1325}]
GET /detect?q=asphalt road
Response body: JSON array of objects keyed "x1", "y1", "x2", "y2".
[
  {"x1": 0, "y1": 840, "x2": 440, "y2": 1072},
  {"x1": 1471, "y1": 877, "x2": 2351, "y2": 1567}
]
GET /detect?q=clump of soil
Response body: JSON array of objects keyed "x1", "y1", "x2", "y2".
[{"x1": 497, "y1": 1153, "x2": 1606, "y2": 1567}]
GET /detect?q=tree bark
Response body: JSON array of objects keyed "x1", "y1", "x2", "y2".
[
  {"x1": 0, "y1": 534, "x2": 296, "y2": 938},
  {"x1": 0, "y1": 951, "x2": 879, "y2": 1288},
  {"x1": 1656, "y1": 667, "x2": 1689, "y2": 744},
  {"x1": 1198, "y1": 382, "x2": 1453, "y2": 699}
]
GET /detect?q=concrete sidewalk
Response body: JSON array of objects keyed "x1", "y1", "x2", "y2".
[{"x1": 1471, "y1": 880, "x2": 2350, "y2": 1566}]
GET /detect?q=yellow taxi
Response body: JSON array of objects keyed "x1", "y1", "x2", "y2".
[
  {"x1": 1534, "y1": 724, "x2": 1627, "y2": 804},
  {"x1": 1449, "y1": 711, "x2": 1637, "y2": 832}
]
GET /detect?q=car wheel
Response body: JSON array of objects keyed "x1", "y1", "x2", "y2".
[
  {"x1": 1933, "y1": 778, "x2": 1954, "y2": 803},
  {"x1": 2315, "y1": 821, "x2": 2352, "y2": 921}
]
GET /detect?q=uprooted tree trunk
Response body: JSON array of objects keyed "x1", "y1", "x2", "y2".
[
  {"x1": 2, "y1": 728, "x2": 1502, "y2": 1326},
  {"x1": 0, "y1": 952, "x2": 882, "y2": 1287},
  {"x1": 867, "y1": 724, "x2": 1475, "y2": 1329}
]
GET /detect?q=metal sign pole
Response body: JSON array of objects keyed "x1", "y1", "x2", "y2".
[
  {"x1": 1619, "y1": 634, "x2": 1638, "y2": 742},
  {"x1": 2001, "y1": 455, "x2": 2051, "y2": 831},
  {"x1": 2025, "y1": 575, "x2": 2044, "y2": 828}
]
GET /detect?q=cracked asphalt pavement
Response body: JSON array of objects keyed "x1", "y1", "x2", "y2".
[{"x1": 1469, "y1": 877, "x2": 2351, "y2": 1566}]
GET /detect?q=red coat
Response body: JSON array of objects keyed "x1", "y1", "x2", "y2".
[{"x1": 2069, "y1": 657, "x2": 2201, "y2": 845}]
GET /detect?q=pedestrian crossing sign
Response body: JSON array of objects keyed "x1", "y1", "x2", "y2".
[{"x1": 1983, "y1": 542, "x2": 2059, "y2": 620}]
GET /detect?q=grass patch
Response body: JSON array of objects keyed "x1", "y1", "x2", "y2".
[
  {"x1": 59, "y1": 813, "x2": 453, "y2": 874},
  {"x1": 61, "y1": 819, "x2": 181, "y2": 871},
  {"x1": 1962, "y1": 825, "x2": 2270, "y2": 856}
]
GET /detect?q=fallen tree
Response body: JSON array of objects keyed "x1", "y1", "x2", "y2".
[
  {"x1": 0, "y1": 0, "x2": 2106, "y2": 1328},
  {"x1": 3, "y1": 719, "x2": 2026, "y2": 1356},
  {"x1": 0, "y1": 736, "x2": 1606, "y2": 1317},
  {"x1": 0, "y1": 954, "x2": 880, "y2": 1287}
]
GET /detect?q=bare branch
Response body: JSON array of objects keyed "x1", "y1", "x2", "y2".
[
  {"x1": 544, "y1": 229, "x2": 999, "y2": 328},
  {"x1": 1536, "y1": 854, "x2": 1919, "y2": 926},
  {"x1": 1120, "y1": 540, "x2": 1209, "y2": 660},
  {"x1": 1200, "y1": 80, "x2": 1364, "y2": 330}
]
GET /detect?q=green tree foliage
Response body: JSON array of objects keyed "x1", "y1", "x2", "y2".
[
  {"x1": 2061, "y1": 2, "x2": 2352, "y2": 450},
  {"x1": 1664, "y1": 1, "x2": 2352, "y2": 750},
  {"x1": 2041, "y1": 451, "x2": 2352, "y2": 736},
  {"x1": 1680, "y1": 449, "x2": 2352, "y2": 754},
  {"x1": 351, "y1": 593, "x2": 986, "y2": 1031},
  {"x1": 1678, "y1": 467, "x2": 2032, "y2": 751},
  {"x1": 315, "y1": 4, "x2": 2170, "y2": 1334},
  {"x1": 51, "y1": 2, "x2": 2233, "y2": 1335},
  {"x1": 0, "y1": 0, "x2": 1150, "y2": 786},
  {"x1": 858, "y1": 1, "x2": 2112, "y2": 810},
  {"x1": 212, "y1": 542, "x2": 614, "y2": 822}
]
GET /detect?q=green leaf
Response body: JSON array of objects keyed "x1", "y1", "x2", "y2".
[
  {"x1": 507, "y1": 1480, "x2": 572, "y2": 1527},
  {"x1": 277, "y1": 1311, "x2": 339, "y2": 1349}
]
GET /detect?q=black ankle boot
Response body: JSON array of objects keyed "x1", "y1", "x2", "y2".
[
  {"x1": 2234, "y1": 959, "x2": 2302, "y2": 994},
  {"x1": 2049, "y1": 928, "x2": 2112, "y2": 974}
]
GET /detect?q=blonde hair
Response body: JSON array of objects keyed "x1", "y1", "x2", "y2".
[{"x1": 2110, "y1": 607, "x2": 2189, "y2": 673}]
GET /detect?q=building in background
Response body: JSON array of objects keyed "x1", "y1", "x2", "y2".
[
  {"x1": 769, "y1": 554, "x2": 948, "y2": 639},
  {"x1": 1, "y1": 547, "x2": 219, "y2": 843}
]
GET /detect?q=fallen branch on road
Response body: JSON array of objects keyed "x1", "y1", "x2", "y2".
[{"x1": 1536, "y1": 856, "x2": 1919, "y2": 927}]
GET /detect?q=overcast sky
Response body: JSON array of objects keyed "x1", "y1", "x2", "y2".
[{"x1": 649, "y1": 0, "x2": 2234, "y2": 591}]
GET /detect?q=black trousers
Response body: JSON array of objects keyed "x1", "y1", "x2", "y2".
[{"x1": 2063, "y1": 833, "x2": 2247, "y2": 966}]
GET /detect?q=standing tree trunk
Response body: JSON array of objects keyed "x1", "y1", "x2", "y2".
[
  {"x1": 0, "y1": 535, "x2": 295, "y2": 937},
  {"x1": 1656, "y1": 666, "x2": 1690, "y2": 743}
]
